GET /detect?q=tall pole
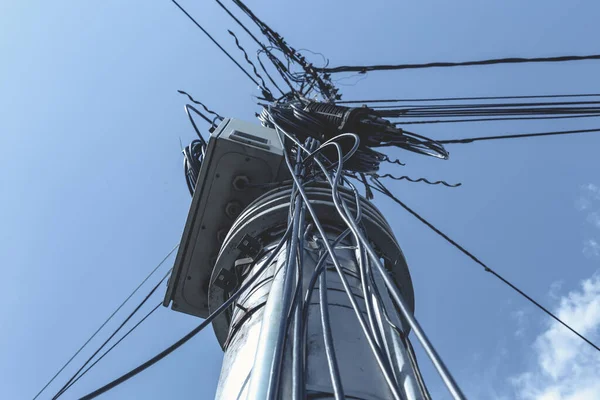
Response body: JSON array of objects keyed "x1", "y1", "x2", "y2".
[{"x1": 208, "y1": 184, "x2": 431, "y2": 400}]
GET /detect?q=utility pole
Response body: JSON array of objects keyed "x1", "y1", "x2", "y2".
[
  {"x1": 163, "y1": 118, "x2": 463, "y2": 399},
  {"x1": 211, "y1": 184, "x2": 426, "y2": 400}
]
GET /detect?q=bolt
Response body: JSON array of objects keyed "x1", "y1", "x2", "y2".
[
  {"x1": 216, "y1": 229, "x2": 228, "y2": 244},
  {"x1": 232, "y1": 175, "x2": 250, "y2": 191},
  {"x1": 225, "y1": 201, "x2": 242, "y2": 219}
]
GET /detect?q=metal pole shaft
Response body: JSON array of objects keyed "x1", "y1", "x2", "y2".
[
  {"x1": 211, "y1": 183, "x2": 432, "y2": 400},
  {"x1": 214, "y1": 232, "x2": 424, "y2": 400}
]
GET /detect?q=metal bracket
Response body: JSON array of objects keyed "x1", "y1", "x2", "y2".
[
  {"x1": 214, "y1": 268, "x2": 239, "y2": 293},
  {"x1": 236, "y1": 234, "x2": 263, "y2": 259}
]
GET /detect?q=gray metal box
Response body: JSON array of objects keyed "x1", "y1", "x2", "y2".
[{"x1": 163, "y1": 118, "x2": 288, "y2": 318}]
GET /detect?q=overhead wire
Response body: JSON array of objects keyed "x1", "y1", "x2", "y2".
[
  {"x1": 436, "y1": 127, "x2": 600, "y2": 144},
  {"x1": 368, "y1": 176, "x2": 600, "y2": 353},
  {"x1": 171, "y1": 0, "x2": 261, "y2": 87},
  {"x1": 336, "y1": 93, "x2": 600, "y2": 104},
  {"x1": 377, "y1": 101, "x2": 600, "y2": 124},
  {"x1": 230, "y1": 0, "x2": 339, "y2": 100},
  {"x1": 184, "y1": 103, "x2": 214, "y2": 135},
  {"x1": 31, "y1": 244, "x2": 178, "y2": 400},
  {"x1": 318, "y1": 53, "x2": 600, "y2": 74},
  {"x1": 370, "y1": 99, "x2": 600, "y2": 110},
  {"x1": 375, "y1": 98, "x2": 600, "y2": 125},
  {"x1": 57, "y1": 302, "x2": 162, "y2": 396},
  {"x1": 79, "y1": 225, "x2": 295, "y2": 400},
  {"x1": 381, "y1": 154, "x2": 405, "y2": 166},
  {"x1": 372, "y1": 173, "x2": 462, "y2": 188},
  {"x1": 393, "y1": 114, "x2": 600, "y2": 125},
  {"x1": 227, "y1": 30, "x2": 274, "y2": 100},
  {"x1": 53, "y1": 268, "x2": 174, "y2": 399},
  {"x1": 177, "y1": 90, "x2": 224, "y2": 123},
  {"x1": 214, "y1": 0, "x2": 289, "y2": 96}
]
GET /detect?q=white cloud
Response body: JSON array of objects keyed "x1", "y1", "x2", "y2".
[
  {"x1": 576, "y1": 197, "x2": 592, "y2": 211},
  {"x1": 584, "y1": 183, "x2": 600, "y2": 197},
  {"x1": 583, "y1": 239, "x2": 600, "y2": 259},
  {"x1": 511, "y1": 273, "x2": 600, "y2": 400},
  {"x1": 549, "y1": 281, "x2": 564, "y2": 300},
  {"x1": 587, "y1": 212, "x2": 600, "y2": 229},
  {"x1": 577, "y1": 184, "x2": 600, "y2": 258},
  {"x1": 512, "y1": 309, "x2": 529, "y2": 337},
  {"x1": 576, "y1": 184, "x2": 600, "y2": 211}
]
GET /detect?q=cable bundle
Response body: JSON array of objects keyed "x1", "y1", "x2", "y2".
[
  {"x1": 183, "y1": 139, "x2": 205, "y2": 195},
  {"x1": 260, "y1": 99, "x2": 448, "y2": 173}
]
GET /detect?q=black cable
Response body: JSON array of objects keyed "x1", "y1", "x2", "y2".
[
  {"x1": 231, "y1": 0, "x2": 339, "y2": 100},
  {"x1": 31, "y1": 244, "x2": 178, "y2": 400},
  {"x1": 336, "y1": 93, "x2": 600, "y2": 104},
  {"x1": 79, "y1": 226, "x2": 294, "y2": 400},
  {"x1": 370, "y1": 99, "x2": 600, "y2": 111},
  {"x1": 393, "y1": 114, "x2": 600, "y2": 125},
  {"x1": 170, "y1": 0, "x2": 260, "y2": 87},
  {"x1": 381, "y1": 155, "x2": 405, "y2": 166},
  {"x1": 177, "y1": 90, "x2": 224, "y2": 123},
  {"x1": 255, "y1": 49, "x2": 287, "y2": 96},
  {"x1": 318, "y1": 53, "x2": 600, "y2": 74},
  {"x1": 373, "y1": 173, "x2": 461, "y2": 188},
  {"x1": 369, "y1": 177, "x2": 600, "y2": 353},
  {"x1": 184, "y1": 104, "x2": 213, "y2": 138},
  {"x1": 436, "y1": 128, "x2": 600, "y2": 144},
  {"x1": 58, "y1": 303, "x2": 162, "y2": 396},
  {"x1": 227, "y1": 30, "x2": 274, "y2": 101},
  {"x1": 376, "y1": 104, "x2": 600, "y2": 119},
  {"x1": 214, "y1": 0, "x2": 288, "y2": 97},
  {"x1": 53, "y1": 269, "x2": 173, "y2": 399}
]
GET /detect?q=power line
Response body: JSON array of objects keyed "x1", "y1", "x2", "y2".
[
  {"x1": 170, "y1": 0, "x2": 260, "y2": 87},
  {"x1": 213, "y1": 0, "x2": 286, "y2": 97},
  {"x1": 177, "y1": 90, "x2": 224, "y2": 122},
  {"x1": 393, "y1": 114, "x2": 600, "y2": 125},
  {"x1": 370, "y1": 99, "x2": 600, "y2": 110},
  {"x1": 79, "y1": 227, "x2": 294, "y2": 400},
  {"x1": 376, "y1": 103, "x2": 600, "y2": 119},
  {"x1": 31, "y1": 244, "x2": 178, "y2": 400},
  {"x1": 436, "y1": 127, "x2": 600, "y2": 144},
  {"x1": 318, "y1": 53, "x2": 600, "y2": 74},
  {"x1": 53, "y1": 268, "x2": 174, "y2": 399},
  {"x1": 372, "y1": 173, "x2": 461, "y2": 188},
  {"x1": 227, "y1": 30, "x2": 274, "y2": 100},
  {"x1": 369, "y1": 177, "x2": 600, "y2": 353},
  {"x1": 58, "y1": 303, "x2": 162, "y2": 396},
  {"x1": 336, "y1": 93, "x2": 600, "y2": 104}
]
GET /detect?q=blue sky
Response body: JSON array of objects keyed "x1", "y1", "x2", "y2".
[{"x1": 2, "y1": 0, "x2": 600, "y2": 399}]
